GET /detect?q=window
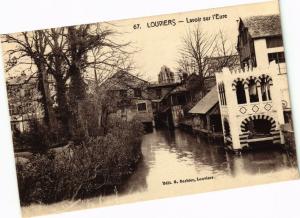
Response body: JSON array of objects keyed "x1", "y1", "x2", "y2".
[
  {"x1": 137, "y1": 102, "x2": 147, "y2": 111},
  {"x1": 248, "y1": 79, "x2": 259, "y2": 103},
  {"x1": 268, "y1": 52, "x2": 285, "y2": 64},
  {"x1": 260, "y1": 78, "x2": 272, "y2": 101},
  {"x1": 134, "y1": 88, "x2": 142, "y2": 97},
  {"x1": 236, "y1": 81, "x2": 246, "y2": 104},
  {"x1": 266, "y1": 36, "x2": 283, "y2": 48},
  {"x1": 219, "y1": 83, "x2": 227, "y2": 105},
  {"x1": 120, "y1": 90, "x2": 127, "y2": 98}
]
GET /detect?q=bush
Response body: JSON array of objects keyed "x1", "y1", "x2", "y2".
[
  {"x1": 13, "y1": 119, "x2": 67, "y2": 152},
  {"x1": 16, "y1": 119, "x2": 144, "y2": 205}
]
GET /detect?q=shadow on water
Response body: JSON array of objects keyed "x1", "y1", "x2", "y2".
[{"x1": 120, "y1": 128, "x2": 296, "y2": 194}]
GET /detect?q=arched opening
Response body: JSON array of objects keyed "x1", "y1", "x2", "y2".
[
  {"x1": 248, "y1": 79, "x2": 259, "y2": 102},
  {"x1": 236, "y1": 81, "x2": 246, "y2": 104},
  {"x1": 245, "y1": 119, "x2": 272, "y2": 138},
  {"x1": 261, "y1": 78, "x2": 272, "y2": 101}
]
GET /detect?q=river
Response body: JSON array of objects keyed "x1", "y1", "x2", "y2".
[
  {"x1": 120, "y1": 128, "x2": 296, "y2": 195},
  {"x1": 22, "y1": 128, "x2": 299, "y2": 217}
]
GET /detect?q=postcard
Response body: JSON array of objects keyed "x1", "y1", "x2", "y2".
[{"x1": 0, "y1": 0, "x2": 298, "y2": 217}]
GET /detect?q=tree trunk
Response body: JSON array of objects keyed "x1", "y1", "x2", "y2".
[
  {"x1": 37, "y1": 64, "x2": 54, "y2": 130},
  {"x1": 55, "y1": 75, "x2": 71, "y2": 137}
]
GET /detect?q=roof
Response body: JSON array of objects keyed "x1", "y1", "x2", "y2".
[
  {"x1": 189, "y1": 86, "x2": 218, "y2": 114},
  {"x1": 170, "y1": 85, "x2": 187, "y2": 94},
  {"x1": 148, "y1": 82, "x2": 179, "y2": 89},
  {"x1": 100, "y1": 71, "x2": 149, "y2": 90},
  {"x1": 242, "y1": 14, "x2": 281, "y2": 39}
]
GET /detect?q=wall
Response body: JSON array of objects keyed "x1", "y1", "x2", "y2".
[{"x1": 216, "y1": 62, "x2": 288, "y2": 150}]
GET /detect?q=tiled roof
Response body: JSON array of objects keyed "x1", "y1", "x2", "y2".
[
  {"x1": 189, "y1": 86, "x2": 218, "y2": 114},
  {"x1": 243, "y1": 14, "x2": 281, "y2": 38}
]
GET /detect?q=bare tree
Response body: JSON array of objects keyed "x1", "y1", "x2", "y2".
[
  {"x1": 3, "y1": 31, "x2": 56, "y2": 129},
  {"x1": 178, "y1": 25, "x2": 218, "y2": 91},
  {"x1": 213, "y1": 30, "x2": 239, "y2": 70},
  {"x1": 3, "y1": 23, "x2": 135, "y2": 140},
  {"x1": 177, "y1": 26, "x2": 238, "y2": 92}
]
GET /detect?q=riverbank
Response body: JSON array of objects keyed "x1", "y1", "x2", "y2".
[{"x1": 16, "y1": 120, "x2": 144, "y2": 206}]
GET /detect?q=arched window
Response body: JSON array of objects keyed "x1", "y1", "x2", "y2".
[
  {"x1": 248, "y1": 79, "x2": 259, "y2": 103},
  {"x1": 261, "y1": 78, "x2": 272, "y2": 101},
  {"x1": 236, "y1": 81, "x2": 246, "y2": 104}
]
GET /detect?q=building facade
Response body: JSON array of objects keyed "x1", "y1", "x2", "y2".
[
  {"x1": 158, "y1": 65, "x2": 175, "y2": 84},
  {"x1": 216, "y1": 14, "x2": 291, "y2": 152},
  {"x1": 100, "y1": 71, "x2": 154, "y2": 131},
  {"x1": 6, "y1": 73, "x2": 55, "y2": 133}
]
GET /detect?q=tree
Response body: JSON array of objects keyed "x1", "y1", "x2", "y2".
[
  {"x1": 3, "y1": 31, "x2": 55, "y2": 130},
  {"x1": 3, "y1": 23, "x2": 135, "y2": 141},
  {"x1": 177, "y1": 25, "x2": 238, "y2": 92},
  {"x1": 178, "y1": 25, "x2": 218, "y2": 91},
  {"x1": 213, "y1": 30, "x2": 239, "y2": 70}
]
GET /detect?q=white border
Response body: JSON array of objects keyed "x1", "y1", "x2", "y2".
[{"x1": 0, "y1": 1, "x2": 299, "y2": 218}]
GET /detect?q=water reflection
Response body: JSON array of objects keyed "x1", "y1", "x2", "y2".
[{"x1": 121, "y1": 128, "x2": 294, "y2": 194}]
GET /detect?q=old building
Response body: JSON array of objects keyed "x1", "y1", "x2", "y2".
[
  {"x1": 147, "y1": 82, "x2": 179, "y2": 128},
  {"x1": 216, "y1": 14, "x2": 291, "y2": 153},
  {"x1": 237, "y1": 14, "x2": 285, "y2": 72},
  {"x1": 100, "y1": 71, "x2": 154, "y2": 131},
  {"x1": 189, "y1": 86, "x2": 222, "y2": 138},
  {"x1": 189, "y1": 86, "x2": 222, "y2": 137},
  {"x1": 151, "y1": 74, "x2": 216, "y2": 128},
  {"x1": 6, "y1": 73, "x2": 55, "y2": 133},
  {"x1": 158, "y1": 65, "x2": 175, "y2": 84}
]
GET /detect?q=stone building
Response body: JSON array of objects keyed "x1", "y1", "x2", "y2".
[
  {"x1": 147, "y1": 82, "x2": 179, "y2": 127},
  {"x1": 100, "y1": 71, "x2": 154, "y2": 131},
  {"x1": 158, "y1": 65, "x2": 175, "y2": 84},
  {"x1": 216, "y1": 14, "x2": 291, "y2": 153},
  {"x1": 6, "y1": 73, "x2": 55, "y2": 133}
]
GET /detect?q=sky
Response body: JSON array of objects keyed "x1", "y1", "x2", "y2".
[
  {"x1": 107, "y1": 0, "x2": 280, "y2": 82},
  {"x1": 1, "y1": 1, "x2": 280, "y2": 83}
]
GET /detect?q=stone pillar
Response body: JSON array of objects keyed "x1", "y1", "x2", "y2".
[
  {"x1": 257, "y1": 85, "x2": 262, "y2": 102},
  {"x1": 229, "y1": 116, "x2": 242, "y2": 152},
  {"x1": 244, "y1": 86, "x2": 250, "y2": 104}
]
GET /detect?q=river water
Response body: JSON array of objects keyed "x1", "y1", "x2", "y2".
[
  {"x1": 22, "y1": 128, "x2": 299, "y2": 217},
  {"x1": 120, "y1": 128, "x2": 296, "y2": 195}
]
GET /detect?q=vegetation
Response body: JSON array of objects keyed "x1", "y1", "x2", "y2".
[
  {"x1": 16, "y1": 119, "x2": 144, "y2": 206},
  {"x1": 3, "y1": 24, "x2": 134, "y2": 141},
  {"x1": 3, "y1": 23, "x2": 146, "y2": 206},
  {"x1": 177, "y1": 26, "x2": 238, "y2": 92}
]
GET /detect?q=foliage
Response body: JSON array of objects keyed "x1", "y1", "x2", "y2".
[
  {"x1": 13, "y1": 119, "x2": 66, "y2": 152},
  {"x1": 3, "y1": 24, "x2": 135, "y2": 140},
  {"x1": 16, "y1": 119, "x2": 144, "y2": 205}
]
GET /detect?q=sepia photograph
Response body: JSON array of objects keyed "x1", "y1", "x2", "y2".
[{"x1": 0, "y1": 0, "x2": 299, "y2": 217}]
